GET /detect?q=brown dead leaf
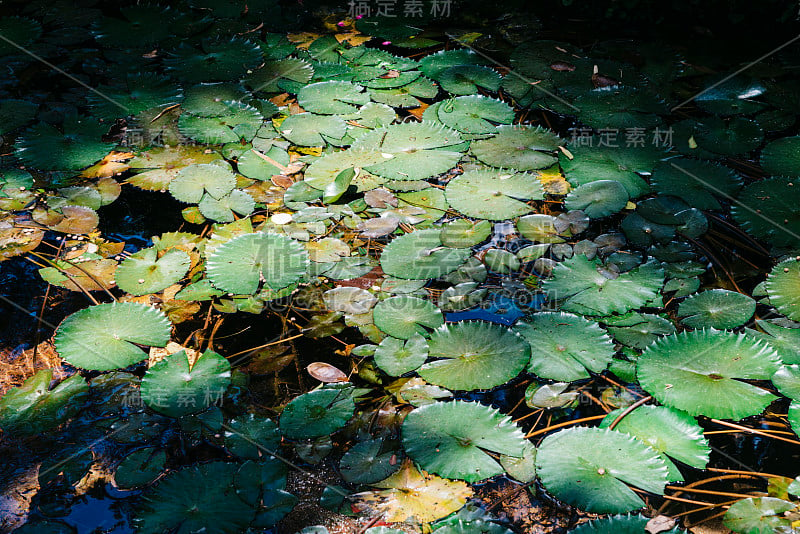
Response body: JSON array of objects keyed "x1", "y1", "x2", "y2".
[{"x1": 80, "y1": 151, "x2": 133, "y2": 178}]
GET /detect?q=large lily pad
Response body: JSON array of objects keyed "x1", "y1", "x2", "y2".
[
  {"x1": 115, "y1": 247, "x2": 191, "y2": 296},
  {"x1": 536, "y1": 427, "x2": 669, "y2": 514},
  {"x1": 445, "y1": 169, "x2": 544, "y2": 220},
  {"x1": 402, "y1": 401, "x2": 527, "y2": 483},
  {"x1": 766, "y1": 259, "x2": 800, "y2": 322},
  {"x1": 0, "y1": 370, "x2": 88, "y2": 436},
  {"x1": 380, "y1": 229, "x2": 472, "y2": 280},
  {"x1": 435, "y1": 96, "x2": 514, "y2": 134},
  {"x1": 279, "y1": 388, "x2": 355, "y2": 439},
  {"x1": 470, "y1": 125, "x2": 563, "y2": 171},
  {"x1": 418, "y1": 321, "x2": 531, "y2": 391},
  {"x1": 677, "y1": 289, "x2": 756, "y2": 329},
  {"x1": 514, "y1": 312, "x2": 614, "y2": 381},
  {"x1": 637, "y1": 330, "x2": 780, "y2": 419},
  {"x1": 54, "y1": 302, "x2": 171, "y2": 371},
  {"x1": 373, "y1": 296, "x2": 444, "y2": 339}
]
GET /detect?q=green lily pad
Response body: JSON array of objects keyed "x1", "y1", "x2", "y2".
[
  {"x1": 168, "y1": 163, "x2": 236, "y2": 204},
  {"x1": 54, "y1": 302, "x2": 171, "y2": 371},
  {"x1": 90, "y1": 73, "x2": 182, "y2": 118},
  {"x1": 418, "y1": 321, "x2": 531, "y2": 391},
  {"x1": 0, "y1": 370, "x2": 88, "y2": 436},
  {"x1": 569, "y1": 514, "x2": 684, "y2": 534},
  {"x1": 761, "y1": 136, "x2": 800, "y2": 177},
  {"x1": 438, "y1": 65, "x2": 502, "y2": 95},
  {"x1": 564, "y1": 180, "x2": 629, "y2": 218},
  {"x1": 279, "y1": 113, "x2": 347, "y2": 146},
  {"x1": 279, "y1": 388, "x2": 356, "y2": 439},
  {"x1": 766, "y1": 259, "x2": 800, "y2": 321},
  {"x1": 115, "y1": 448, "x2": 167, "y2": 489},
  {"x1": 206, "y1": 232, "x2": 309, "y2": 294},
  {"x1": 536, "y1": 427, "x2": 669, "y2": 514},
  {"x1": 373, "y1": 296, "x2": 443, "y2": 339},
  {"x1": 677, "y1": 289, "x2": 756, "y2": 329},
  {"x1": 542, "y1": 256, "x2": 664, "y2": 316},
  {"x1": 141, "y1": 349, "x2": 231, "y2": 418},
  {"x1": 165, "y1": 37, "x2": 262, "y2": 83},
  {"x1": 181, "y1": 82, "x2": 251, "y2": 117},
  {"x1": 246, "y1": 58, "x2": 314, "y2": 93},
  {"x1": 440, "y1": 219, "x2": 492, "y2": 248},
  {"x1": 297, "y1": 81, "x2": 370, "y2": 115},
  {"x1": 600, "y1": 405, "x2": 710, "y2": 482},
  {"x1": 733, "y1": 177, "x2": 800, "y2": 248},
  {"x1": 352, "y1": 122, "x2": 464, "y2": 181},
  {"x1": 224, "y1": 414, "x2": 282, "y2": 459},
  {"x1": 402, "y1": 401, "x2": 528, "y2": 483},
  {"x1": 374, "y1": 334, "x2": 429, "y2": 376},
  {"x1": 0, "y1": 98, "x2": 38, "y2": 135},
  {"x1": 637, "y1": 330, "x2": 780, "y2": 419},
  {"x1": 436, "y1": 96, "x2": 514, "y2": 134},
  {"x1": 516, "y1": 214, "x2": 566, "y2": 243},
  {"x1": 115, "y1": 247, "x2": 191, "y2": 296},
  {"x1": 603, "y1": 312, "x2": 676, "y2": 350},
  {"x1": 419, "y1": 49, "x2": 486, "y2": 79},
  {"x1": 514, "y1": 312, "x2": 614, "y2": 381},
  {"x1": 446, "y1": 168, "x2": 544, "y2": 220},
  {"x1": 380, "y1": 228, "x2": 472, "y2": 279},
  {"x1": 651, "y1": 158, "x2": 743, "y2": 210},
  {"x1": 746, "y1": 319, "x2": 800, "y2": 364},
  {"x1": 198, "y1": 189, "x2": 256, "y2": 222},
  {"x1": 135, "y1": 462, "x2": 255, "y2": 533},
  {"x1": 559, "y1": 144, "x2": 659, "y2": 199},
  {"x1": 723, "y1": 497, "x2": 796, "y2": 534},
  {"x1": 470, "y1": 125, "x2": 563, "y2": 171},
  {"x1": 340, "y1": 438, "x2": 401, "y2": 484},
  {"x1": 16, "y1": 117, "x2": 115, "y2": 171},
  {"x1": 178, "y1": 101, "x2": 263, "y2": 144},
  {"x1": 695, "y1": 76, "x2": 766, "y2": 116}
]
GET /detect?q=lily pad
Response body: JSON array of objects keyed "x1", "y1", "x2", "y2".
[
  {"x1": 340, "y1": 438, "x2": 401, "y2": 484},
  {"x1": 374, "y1": 334, "x2": 429, "y2": 376},
  {"x1": 141, "y1": 349, "x2": 231, "y2": 418},
  {"x1": 514, "y1": 312, "x2": 615, "y2": 381},
  {"x1": 536, "y1": 427, "x2": 669, "y2": 514},
  {"x1": 54, "y1": 302, "x2": 171, "y2": 371},
  {"x1": 637, "y1": 330, "x2": 780, "y2": 419},
  {"x1": 206, "y1": 232, "x2": 309, "y2": 294},
  {"x1": 380, "y1": 229, "x2": 471, "y2": 279},
  {"x1": 401, "y1": 401, "x2": 527, "y2": 483},
  {"x1": 279, "y1": 113, "x2": 347, "y2": 146},
  {"x1": 0, "y1": 370, "x2": 88, "y2": 436},
  {"x1": 766, "y1": 259, "x2": 800, "y2": 321},
  {"x1": 761, "y1": 136, "x2": 800, "y2": 177},
  {"x1": 677, "y1": 289, "x2": 756, "y2": 329},
  {"x1": 16, "y1": 117, "x2": 115, "y2": 171},
  {"x1": 279, "y1": 388, "x2": 355, "y2": 439},
  {"x1": 446, "y1": 169, "x2": 544, "y2": 220},
  {"x1": 297, "y1": 81, "x2": 370, "y2": 114},
  {"x1": 418, "y1": 321, "x2": 531, "y2": 391},
  {"x1": 723, "y1": 497, "x2": 796, "y2": 534},
  {"x1": 564, "y1": 180, "x2": 629, "y2": 218},
  {"x1": 168, "y1": 163, "x2": 236, "y2": 204},
  {"x1": 438, "y1": 65, "x2": 502, "y2": 95},
  {"x1": 436, "y1": 96, "x2": 514, "y2": 134},
  {"x1": 470, "y1": 125, "x2": 563, "y2": 171},
  {"x1": 651, "y1": 158, "x2": 743, "y2": 210},
  {"x1": 115, "y1": 247, "x2": 191, "y2": 296},
  {"x1": 115, "y1": 448, "x2": 168, "y2": 489},
  {"x1": 373, "y1": 296, "x2": 443, "y2": 339}
]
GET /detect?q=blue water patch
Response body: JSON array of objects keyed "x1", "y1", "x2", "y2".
[{"x1": 446, "y1": 292, "x2": 542, "y2": 326}]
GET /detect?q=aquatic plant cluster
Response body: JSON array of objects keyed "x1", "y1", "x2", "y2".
[{"x1": 2, "y1": 1, "x2": 800, "y2": 532}]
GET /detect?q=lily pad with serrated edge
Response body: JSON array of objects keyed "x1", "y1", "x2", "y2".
[
  {"x1": 352, "y1": 122, "x2": 464, "y2": 181},
  {"x1": 279, "y1": 113, "x2": 347, "y2": 146},
  {"x1": 340, "y1": 438, "x2": 402, "y2": 484},
  {"x1": 536, "y1": 427, "x2": 668, "y2": 514},
  {"x1": 418, "y1": 321, "x2": 531, "y2": 391},
  {"x1": 89, "y1": 73, "x2": 182, "y2": 118},
  {"x1": 745, "y1": 319, "x2": 800, "y2": 364},
  {"x1": 0, "y1": 369, "x2": 88, "y2": 436},
  {"x1": 368, "y1": 77, "x2": 440, "y2": 108},
  {"x1": 603, "y1": 312, "x2": 676, "y2": 350},
  {"x1": 600, "y1": 405, "x2": 710, "y2": 482},
  {"x1": 206, "y1": 232, "x2": 309, "y2": 294},
  {"x1": 440, "y1": 219, "x2": 492, "y2": 248},
  {"x1": 732, "y1": 177, "x2": 800, "y2": 248},
  {"x1": 54, "y1": 302, "x2": 171, "y2": 371},
  {"x1": 168, "y1": 163, "x2": 236, "y2": 204},
  {"x1": 115, "y1": 247, "x2": 190, "y2": 296},
  {"x1": 141, "y1": 349, "x2": 231, "y2": 418},
  {"x1": 761, "y1": 136, "x2": 800, "y2": 177},
  {"x1": 401, "y1": 401, "x2": 528, "y2": 483},
  {"x1": 446, "y1": 168, "x2": 544, "y2": 220},
  {"x1": 373, "y1": 296, "x2": 443, "y2": 339},
  {"x1": 374, "y1": 334, "x2": 429, "y2": 376},
  {"x1": 559, "y1": 144, "x2": 661, "y2": 199},
  {"x1": 303, "y1": 149, "x2": 388, "y2": 191},
  {"x1": 236, "y1": 146, "x2": 290, "y2": 181},
  {"x1": 178, "y1": 101, "x2": 263, "y2": 144},
  {"x1": 181, "y1": 82, "x2": 251, "y2": 117},
  {"x1": 542, "y1": 255, "x2": 664, "y2": 316},
  {"x1": 438, "y1": 65, "x2": 501, "y2": 95},
  {"x1": 279, "y1": 388, "x2": 355, "y2": 439},
  {"x1": 650, "y1": 158, "x2": 743, "y2": 210},
  {"x1": 766, "y1": 259, "x2": 800, "y2": 321},
  {"x1": 436, "y1": 95, "x2": 514, "y2": 134},
  {"x1": 637, "y1": 329, "x2": 780, "y2": 419},
  {"x1": 569, "y1": 514, "x2": 684, "y2": 534},
  {"x1": 514, "y1": 312, "x2": 614, "y2": 382},
  {"x1": 564, "y1": 180, "x2": 628, "y2": 218},
  {"x1": 380, "y1": 228, "x2": 472, "y2": 280},
  {"x1": 246, "y1": 58, "x2": 314, "y2": 94},
  {"x1": 470, "y1": 125, "x2": 563, "y2": 171},
  {"x1": 419, "y1": 49, "x2": 486, "y2": 79},
  {"x1": 135, "y1": 462, "x2": 255, "y2": 534},
  {"x1": 723, "y1": 497, "x2": 796, "y2": 534},
  {"x1": 198, "y1": 189, "x2": 255, "y2": 222},
  {"x1": 165, "y1": 37, "x2": 262, "y2": 83},
  {"x1": 114, "y1": 448, "x2": 167, "y2": 489},
  {"x1": 297, "y1": 81, "x2": 370, "y2": 115},
  {"x1": 16, "y1": 118, "x2": 115, "y2": 171},
  {"x1": 677, "y1": 289, "x2": 756, "y2": 329}
]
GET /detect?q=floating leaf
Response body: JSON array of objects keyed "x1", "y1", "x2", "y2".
[
  {"x1": 418, "y1": 321, "x2": 531, "y2": 391},
  {"x1": 650, "y1": 158, "x2": 743, "y2": 210},
  {"x1": 165, "y1": 37, "x2": 262, "y2": 83},
  {"x1": 373, "y1": 296, "x2": 443, "y2": 339},
  {"x1": 470, "y1": 125, "x2": 563, "y2": 171},
  {"x1": 723, "y1": 497, "x2": 797, "y2": 534},
  {"x1": 115, "y1": 247, "x2": 191, "y2": 296},
  {"x1": 178, "y1": 102, "x2": 263, "y2": 144},
  {"x1": 279, "y1": 388, "x2": 355, "y2": 439},
  {"x1": 446, "y1": 168, "x2": 544, "y2": 220},
  {"x1": 168, "y1": 163, "x2": 237, "y2": 204},
  {"x1": 568, "y1": 514, "x2": 683, "y2": 534},
  {"x1": 564, "y1": 180, "x2": 629, "y2": 218},
  {"x1": 374, "y1": 334, "x2": 429, "y2": 376},
  {"x1": 297, "y1": 81, "x2": 370, "y2": 114},
  {"x1": 206, "y1": 232, "x2": 309, "y2": 294},
  {"x1": 536, "y1": 427, "x2": 669, "y2": 514},
  {"x1": 54, "y1": 302, "x2": 171, "y2": 371},
  {"x1": 436, "y1": 95, "x2": 514, "y2": 134},
  {"x1": 761, "y1": 136, "x2": 800, "y2": 177},
  {"x1": 402, "y1": 401, "x2": 527, "y2": 482},
  {"x1": 340, "y1": 438, "x2": 401, "y2": 484},
  {"x1": 438, "y1": 65, "x2": 502, "y2": 95},
  {"x1": 677, "y1": 289, "x2": 756, "y2": 329},
  {"x1": 0, "y1": 370, "x2": 88, "y2": 436},
  {"x1": 637, "y1": 330, "x2": 780, "y2": 419},
  {"x1": 115, "y1": 448, "x2": 167, "y2": 489},
  {"x1": 380, "y1": 229, "x2": 471, "y2": 280},
  {"x1": 600, "y1": 405, "x2": 710, "y2": 482},
  {"x1": 16, "y1": 117, "x2": 115, "y2": 171},
  {"x1": 279, "y1": 113, "x2": 347, "y2": 146},
  {"x1": 141, "y1": 349, "x2": 231, "y2": 418},
  {"x1": 514, "y1": 312, "x2": 614, "y2": 381},
  {"x1": 198, "y1": 189, "x2": 256, "y2": 222},
  {"x1": 746, "y1": 319, "x2": 800, "y2": 364},
  {"x1": 766, "y1": 259, "x2": 800, "y2": 322}
]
